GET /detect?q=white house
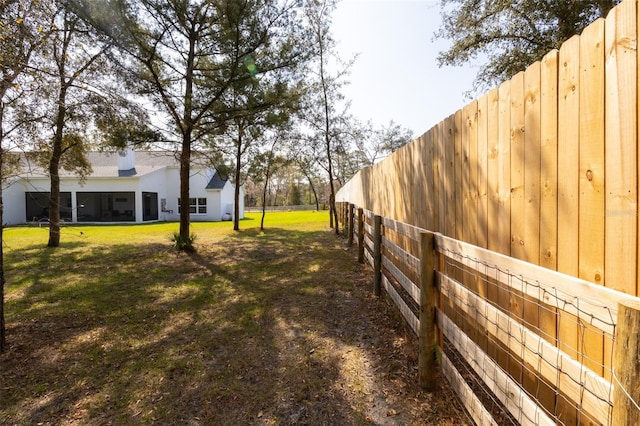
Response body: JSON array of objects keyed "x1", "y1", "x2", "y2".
[{"x1": 3, "y1": 148, "x2": 244, "y2": 225}]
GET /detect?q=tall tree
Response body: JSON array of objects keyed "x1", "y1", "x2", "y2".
[
  {"x1": 33, "y1": 5, "x2": 157, "y2": 247},
  {"x1": 216, "y1": 75, "x2": 302, "y2": 231},
  {"x1": 0, "y1": 0, "x2": 55, "y2": 351},
  {"x1": 356, "y1": 120, "x2": 413, "y2": 167},
  {"x1": 248, "y1": 139, "x2": 289, "y2": 231},
  {"x1": 26, "y1": 6, "x2": 106, "y2": 247},
  {"x1": 436, "y1": 0, "x2": 619, "y2": 91},
  {"x1": 302, "y1": 0, "x2": 354, "y2": 233},
  {"x1": 69, "y1": 0, "x2": 309, "y2": 251}
]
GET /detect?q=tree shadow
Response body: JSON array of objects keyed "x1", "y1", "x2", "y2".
[{"x1": 1, "y1": 228, "x2": 418, "y2": 424}]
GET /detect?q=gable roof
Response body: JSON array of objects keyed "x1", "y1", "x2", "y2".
[{"x1": 206, "y1": 173, "x2": 227, "y2": 190}]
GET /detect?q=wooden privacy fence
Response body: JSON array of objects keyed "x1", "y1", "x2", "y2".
[
  {"x1": 338, "y1": 203, "x2": 640, "y2": 425},
  {"x1": 336, "y1": 1, "x2": 640, "y2": 421}
]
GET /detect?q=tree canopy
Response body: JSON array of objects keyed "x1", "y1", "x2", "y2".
[
  {"x1": 436, "y1": 0, "x2": 620, "y2": 92},
  {"x1": 68, "y1": 0, "x2": 311, "y2": 249}
]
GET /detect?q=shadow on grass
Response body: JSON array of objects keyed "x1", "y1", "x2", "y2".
[{"x1": 2, "y1": 227, "x2": 389, "y2": 425}]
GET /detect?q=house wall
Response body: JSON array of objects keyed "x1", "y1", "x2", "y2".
[
  {"x1": 160, "y1": 167, "x2": 224, "y2": 222},
  {"x1": 4, "y1": 164, "x2": 243, "y2": 225},
  {"x1": 139, "y1": 168, "x2": 173, "y2": 221},
  {"x1": 4, "y1": 180, "x2": 27, "y2": 225},
  {"x1": 220, "y1": 182, "x2": 245, "y2": 220}
]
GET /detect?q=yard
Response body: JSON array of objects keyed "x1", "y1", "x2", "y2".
[{"x1": 1, "y1": 212, "x2": 466, "y2": 425}]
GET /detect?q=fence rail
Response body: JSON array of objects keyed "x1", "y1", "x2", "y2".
[{"x1": 340, "y1": 202, "x2": 640, "y2": 425}]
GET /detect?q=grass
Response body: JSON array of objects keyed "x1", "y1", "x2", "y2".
[{"x1": 1, "y1": 210, "x2": 465, "y2": 425}]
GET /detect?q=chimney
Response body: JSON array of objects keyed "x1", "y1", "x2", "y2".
[{"x1": 118, "y1": 146, "x2": 135, "y2": 171}]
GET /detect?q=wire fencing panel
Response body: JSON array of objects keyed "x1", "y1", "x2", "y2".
[{"x1": 339, "y1": 204, "x2": 640, "y2": 425}]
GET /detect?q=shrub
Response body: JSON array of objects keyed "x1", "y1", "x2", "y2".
[{"x1": 171, "y1": 232, "x2": 197, "y2": 252}]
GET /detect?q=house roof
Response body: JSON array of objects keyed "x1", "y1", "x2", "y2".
[
  {"x1": 206, "y1": 173, "x2": 227, "y2": 190},
  {"x1": 85, "y1": 151, "x2": 179, "y2": 178},
  {"x1": 17, "y1": 150, "x2": 214, "y2": 179}
]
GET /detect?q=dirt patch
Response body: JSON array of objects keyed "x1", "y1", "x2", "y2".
[{"x1": 1, "y1": 227, "x2": 470, "y2": 425}]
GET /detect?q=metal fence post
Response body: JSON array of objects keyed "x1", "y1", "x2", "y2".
[{"x1": 419, "y1": 231, "x2": 436, "y2": 391}]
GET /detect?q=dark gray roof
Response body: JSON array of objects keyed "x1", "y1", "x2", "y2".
[
  {"x1": 118, "y1": 168, "x2": 138, "y2": 177},
  {"x1": 206, "y1": 173, "x2": 227, "y2": 190}
]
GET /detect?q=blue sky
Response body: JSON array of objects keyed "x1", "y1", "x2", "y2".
[{"x1": 331, "y1": 0, "x2": 479, "y2": 137}]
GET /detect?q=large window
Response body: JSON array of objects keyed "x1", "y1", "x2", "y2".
[
  {"x1": 178, "y1": 197, "x2": 207, "y2": 214},
  {"x1": 25, "y1": 192, "x2": 72, "y2": 222},
  {"x1": 77, "y1": 192, "x2": 135, "y2": 222}
]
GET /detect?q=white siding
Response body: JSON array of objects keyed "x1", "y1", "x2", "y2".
[{"x1": 3, "y1": 164, "x2": 243, "y2": 225}]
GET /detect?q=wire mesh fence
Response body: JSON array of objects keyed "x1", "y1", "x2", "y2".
[{"x1": 341, "y1": 203, "x2": 640, "y2": 425}]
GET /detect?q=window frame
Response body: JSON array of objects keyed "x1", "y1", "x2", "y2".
[{"x1": 178, "y1": 197, "x2": 207, "y2": 215}]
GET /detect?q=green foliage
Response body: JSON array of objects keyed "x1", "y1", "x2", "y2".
[
  {"x1": 0, "y1": 150, "x2": 21, "y2": 184},
  {"x1": 171, "y1": 232, "x2": 197, "y2": 253},
  {"x1": 288, "y1": 181, "x2": 302, "y2": 206},
  {"x1": 436, "y1": 0, "x2": 620, "y2": 92},
  {"x1": 68, "y1": 0, "x2": 313, "y2": 240}
]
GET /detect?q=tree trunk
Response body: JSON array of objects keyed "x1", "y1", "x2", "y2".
[
  {"x1": 318, "y1": 26, "x2": 339, "y2": 234},
  {"x1": 179, "y1": 134, "x2": 192, "y2": 248},
  {"x1": 234, "y1": 123, "x2": 243, "y2": 231},
  {"x1": 0, "y1": 107, "x2": 5, "y2": 352},
  {"x1": 260, "y1": 151, "x2": 274, "y2": 231},
  {"x1": 308, "y1": 176, "x2": 319, "y2": 211},
  {"x1": 0, "y1": 97, "x2": 7, "y2": 353},
  {"x1": 178, "y1": 31, "x2": 196, "y2": 251},
  {"x1": 260, "y1": 182, "x2": 268, "y2": 231},
  {"x1": 48, "y1": 86, "x2": 67, "y2": 247}
]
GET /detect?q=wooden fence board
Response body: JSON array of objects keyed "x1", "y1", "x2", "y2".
[
  {"x1": 540, "y1": 50, "x2": 559, "y2": 272},
  {"x1": 428, "y1": 126, "x2": 438, "y2": 232},
  {"x1": 382, "y1": 236, "x2": 419, "y2": 273},
  {"x1": 382, "y1": 256, "x2": 420, "y2": 305},
  {"x1": 557, "y1": 34, "x2": 581, "y2": 369},
  {"x1": 579, "y1": 17, "x2": 606, "y2": 377},
  {"x1": 477, "y1": 94, "x2": 489, "y2": 250},
  {"x1": 510, "y1": 71, "x2": 526, "y2": 261},
  {"x1": 605, "y1": 0, "x2": 637, "y2": 297},
  {"x1": 523, "y1": 61, "x2": 542, "y2": 265},
  {"x1": 539, "y1": 49, "x2": 560, "y2": 414},
  {"x1": 382, "y1": 216, "x2": 422, "y2": 242},
  {"x1": 444, "y1": 114, "x2": 456, "y2": 239},
  {"x1": 382, "y1": 275, "x2": 419, "y2": 335},
  {"x1": 434, "y1": 233, "x2": 636, "y2": 336},
  {"x1": 467, "y1": 100, "x2": 479, "y2": 247},
  {"x1": 496, "y1": 80, "x2": 512, "y2": 257},
  {"x1": 437, "y1": 310, "x2": 556, "y2": 426},
  {"x1": 440, "y1": 352, "x2": 498, "y2": 426},
  {"x1": 438, "y1": 274, "x2": 612, "y2": 424},
  {"x1": 486, "y1": 88, "x2": 500, "y2": 254},
  {"x1": 454, "y1": 110, "x2": 464, "y2": 242},
  {"x1": 437, "y1": 121, "x2": 446, "y2": 234}
]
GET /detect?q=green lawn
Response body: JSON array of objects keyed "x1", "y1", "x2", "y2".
[{"x1": 1, "y1": 210, "x2": 462, "y2": 425}]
